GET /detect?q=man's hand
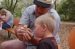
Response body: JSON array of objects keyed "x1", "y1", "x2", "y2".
[
  {"x1": 15, "y1": 25, "x2": 33, "y2": 42},
  {"x1": 22, "y1": 28, "x2": 33, "y2": 41}
]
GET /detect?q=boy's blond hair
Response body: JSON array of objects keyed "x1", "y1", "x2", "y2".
[{"x1": 35, "y1": 13, "x2": 55, "y2": 33}]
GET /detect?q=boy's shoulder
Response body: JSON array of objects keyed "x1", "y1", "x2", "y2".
[
  {"x1": 40, "y1": 37, "x2": 56, "y2": 44},
  {"x1": 38, "y1": 37, "x2": 58, "y2": 49}
]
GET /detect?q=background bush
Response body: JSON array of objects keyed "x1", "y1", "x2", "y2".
[
  {"x1": 57, "y1": 0, "x2": 75, "y2": 22},
  {"x1": 0, "y1": 0, "x2": 33, "y2": 18}
]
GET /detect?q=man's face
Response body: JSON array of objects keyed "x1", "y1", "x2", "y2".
[{"x1": 35, "y1": 5, "x2": 49, "y2": 16}]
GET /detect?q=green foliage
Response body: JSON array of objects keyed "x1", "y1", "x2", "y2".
[
  {"x1": 1, "y1": 0, "x2": 19, "y2": 14},
  {"x1": 57, "y1": 0, "x2": 75, "y2": 21},
  {"x1": 1, "y1": 0, "x2": 21, "y2": 17},
  {"x1": 1, "y1": 0, "x2": 33, "y2": 17}
]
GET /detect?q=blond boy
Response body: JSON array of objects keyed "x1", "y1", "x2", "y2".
[{"x1": 34, "y1": 13, "x2": 58, "y2": 49}]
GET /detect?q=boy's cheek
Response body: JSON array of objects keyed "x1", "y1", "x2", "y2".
[{"x1": 34, "y1": 30, "x2": 43, "y2": 38}]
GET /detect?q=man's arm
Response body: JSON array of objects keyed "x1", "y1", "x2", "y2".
[{"x1": 15, "y1": 6, "x2": 33, "y2": 41}]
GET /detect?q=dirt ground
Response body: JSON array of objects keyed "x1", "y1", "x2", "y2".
[
  {"x1": 0, "y1": 22, "x2": 75, "y2": 49},
  {"x1": 59, "y1": 22, "x2": 75, "y2": 49}
]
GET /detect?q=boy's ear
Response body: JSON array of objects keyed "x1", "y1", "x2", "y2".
[{"x1": 42, "y1": 24, "x2": 47, "y2": 32}]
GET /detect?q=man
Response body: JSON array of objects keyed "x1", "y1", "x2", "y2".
[
  {"x1": 0, "y1": 0, "x2": 61, "y2": 49},
  {"x1": 18, "y1": 0, "x2": 60, "y2": 44}
]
